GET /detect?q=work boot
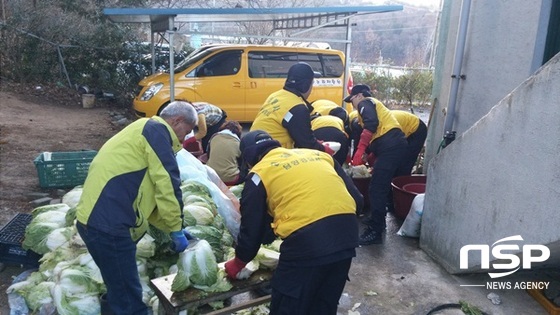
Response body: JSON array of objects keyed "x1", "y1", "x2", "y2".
[{"x1": 359, "y1": 228, "x2": 383, "y2": 245}]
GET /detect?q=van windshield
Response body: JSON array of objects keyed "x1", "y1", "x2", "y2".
[{"x1": 174, "y1": 47, "x2": 217, "y2": 73}]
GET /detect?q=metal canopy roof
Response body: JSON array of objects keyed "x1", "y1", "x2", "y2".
[
  {"x1": 103, "y1": 5, "x2": 403, "y2": 102},
  {"x1": 103, "y1": 6, "x2": 404, "y2": 24}
]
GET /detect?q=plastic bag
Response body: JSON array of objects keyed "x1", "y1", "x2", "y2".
[
  {"x1": 397, "y1": 193, "x2": 425, "y2": 238},
  {"x1": 176, "y1": 150, "x2": 241, "y2": 240},
  {"x1": 8, "y1": 269, "x2": 34, "y2": 315},
  {"x1": 205, "y1": 165, "x2": 241, "y2": 211}
]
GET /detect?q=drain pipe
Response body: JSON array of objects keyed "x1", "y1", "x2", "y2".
[{"x1": 442, "y1": 0, "x2": 472, "y2": 143}]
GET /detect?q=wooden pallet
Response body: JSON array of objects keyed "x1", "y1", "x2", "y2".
[{"x1": 150, "y1": 270, "x2": 273, "y2": 315}]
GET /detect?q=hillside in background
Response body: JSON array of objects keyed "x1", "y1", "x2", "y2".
[
  {"x1": 0, "y1": 0, "x2": 438, "y2": 101},
  {"x1": 159, "y1": 0, "x2": 440, "y2": 67},
  {"x1": 310, "y1": 0, "x2": 440, "y2": 66}
]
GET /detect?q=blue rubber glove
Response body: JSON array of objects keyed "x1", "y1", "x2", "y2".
[
  {"x1": 182, "y1": 229, "x2": 196, "y2": 241},
  {"x1": 170, "y1": 230, "x2": 189, "y2": 253}
]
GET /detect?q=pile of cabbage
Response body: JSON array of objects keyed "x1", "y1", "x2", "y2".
[{"x1": 7, "y1": 151, "x2": 280, "y2": 314}]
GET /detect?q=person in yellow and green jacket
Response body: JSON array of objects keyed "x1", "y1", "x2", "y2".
[
  {"x1": 250, "y1": 62, "x2": 335, "y2": 155},
  {"x1": 224, "y1": 130, "x2": 363, "y2": 315},
  {"x1": 75, "y1": 101, "x2": 198, "y2": 315},
  {"x1": 345, "y1": 84, "x2": 408, "y2": 246}
]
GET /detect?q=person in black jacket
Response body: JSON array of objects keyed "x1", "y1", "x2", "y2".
[
  {"x1": 224, "y1": 130, "x2": 363, "y2": 315},
  {"x1": 346, "y1": 85, "x2": 408, "y2": 245},
  {"x1": 250, "y1": 62, "x2": 335, "y2": 155},
  {"x1": 311, "y1": 114, "x2": 350, "y2": 165}
]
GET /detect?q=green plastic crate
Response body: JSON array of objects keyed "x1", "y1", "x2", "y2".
[{"x1": 33, "y1": 151, "x2": 97, "y2": 189}]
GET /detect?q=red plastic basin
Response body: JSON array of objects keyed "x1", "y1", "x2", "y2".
[
  {"x1": 402, "y1": 183, "x2": 426, "y2": 194},
  {"x1": 391, "y1": 175, "x2": 427, "y2": 220},
  {"x1": 352, "y1": 177, "x2": 371, "y2": 212}
]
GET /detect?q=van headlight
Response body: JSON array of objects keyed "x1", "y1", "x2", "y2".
[{"x1": 140, "y1": 83, "x2": 163, "y2": 101}]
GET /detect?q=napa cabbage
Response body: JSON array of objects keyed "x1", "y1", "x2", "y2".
[
  {"x1": 7, "y1": 271, "x2": 45, "y2": 296},
  {"x1": 56, "y1": 265, "x2": 103, "y2": 295},
  {"x1": 184, "y1": 194, "x2": 217, "y2": 214},
  {"x1": 221, "y1": 229, "x2": 234, "y2": 247},
  {"x1": 229, "y1": 183, "x2": 244, "y2": 200},
  {"x1": 65, "y1": 206, "x2": 77, "y2": 226},
  {"x1": 38, "y1": 246, "x2": 87, "y2": 278},
  {"x1": 212, "y1": 214, "x2": 225, "y2": 230},
  {"x1": 52, "y1": 285, "x2": 100, "y2": 315},
  {"x1": 24, "y1": 281, "x2": 55, "y2": 312},
  {"x1": 77, "y1": 253, "x2": 104, "y2": 284},
  {"x1": 263, "y1": 239, "x2": 283, "y2": 252},
  {"x1": 255, "y1": 247, "x2": 280, "y2": 270},
  {"x1": 184, "y1": 204, "x2": 215, "y2": 226},
  {"x1": 185, "y1": 225, "x2": 222, "y2": 250},
  {"x1": 31, "y1": 204, "x2": 70, "y2": 217},
  {"x1": 22, "y1": 221, "x2": 62, "y2": 255},
  {"x1": 183, "y1": 210, "x2": 197, "y2": 227},
  {"x1": 61, "y1": 186, "x2": 83, "y2": 209},
  {"x1": 171, "y1": 240, "x2": 219, "y2": 291},
  {"x1": 46, "y1": 226, "x2": 75, "y2": 252},
  {"x1": 136, "y1": 233, "x2": 156, "y2": 258},
  {"x1": 181, "y1": 180, "x2": 212, "y2": 198},
  {"x1": 33, "y1": 210, "x2": 67, "y2": 226}
]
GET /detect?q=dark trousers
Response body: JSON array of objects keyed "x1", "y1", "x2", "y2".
[
  {"x1": 364, "y1": 130, "x2": 408, "y2": 232},
  {"x1": 76, "y1": 222, "x2": 148, "y2": 315},
  {"x1": 270, "y1": 258, "x2": 352, "y2": 315},
  {"x1": 398, "y1": 120, "x2": 428, "y2": 175},
  {"x1": 313, "y1": 126, "x2": 349, "y2": 166},
  {"x1": 387, "y1": 121, "x2": 427, "y2": 211}
]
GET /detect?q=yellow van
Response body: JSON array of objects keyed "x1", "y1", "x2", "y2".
[{"x1": 133, "y1": 44, "x2": 349, "y2": 122}]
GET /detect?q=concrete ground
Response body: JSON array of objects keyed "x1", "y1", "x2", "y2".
[
  {"x1": 1, "y1": 211, "x2": 556, "y2": 315},
  {"x1": 334, "y1": 211, "x2": 557, "y2": 315}
]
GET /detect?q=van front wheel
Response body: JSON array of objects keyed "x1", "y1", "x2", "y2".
[{"x1": 156, "y1": 102, "x2": 170, "y2": 116}]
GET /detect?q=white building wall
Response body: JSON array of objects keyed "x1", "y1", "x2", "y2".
[
  {"x1": 420, "y1": 0, "x2": 559, "y2": 273},
  {"x1": 425, "y1": 0, "x2": 551, "y2": 164},
  {"x1": 420, "y1": 52, "x2": 560, "y2": 273}
]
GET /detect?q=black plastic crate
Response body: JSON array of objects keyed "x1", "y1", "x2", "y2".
[{"x1": 0, "y1": 213, "x2": 41, "y2": 267}]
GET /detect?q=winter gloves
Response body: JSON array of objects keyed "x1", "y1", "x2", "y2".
[
  {"x1": 351, "y1": 129, "x2": 374, "y2": 166},
  {"x1": 224, "y1": 257, "x2": 248, "y2": 280},
  {"x1": 169, "y1": 229, "x2": 195, "y2": 253}
]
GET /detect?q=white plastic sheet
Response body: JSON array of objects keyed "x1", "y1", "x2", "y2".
[{"x1": 176, "y1": 150, "x2": 241, "y2": 240}]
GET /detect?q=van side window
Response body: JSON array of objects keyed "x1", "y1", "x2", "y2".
[
  {"x1": 196, "y1": 50, "x2": 242, "y2": 77},
  {"x1": 295, "y1": 53, "x2": 323, "y2": 76},
  {"x1": 248, "y1": 52, "x2": 297, "y2": 78},
  {"x1": 248, "y1": 51, "x2": 343, "y2": 78},
  {"x1": 320, "y1": 54, "x2": 344, "y2": 77}
]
